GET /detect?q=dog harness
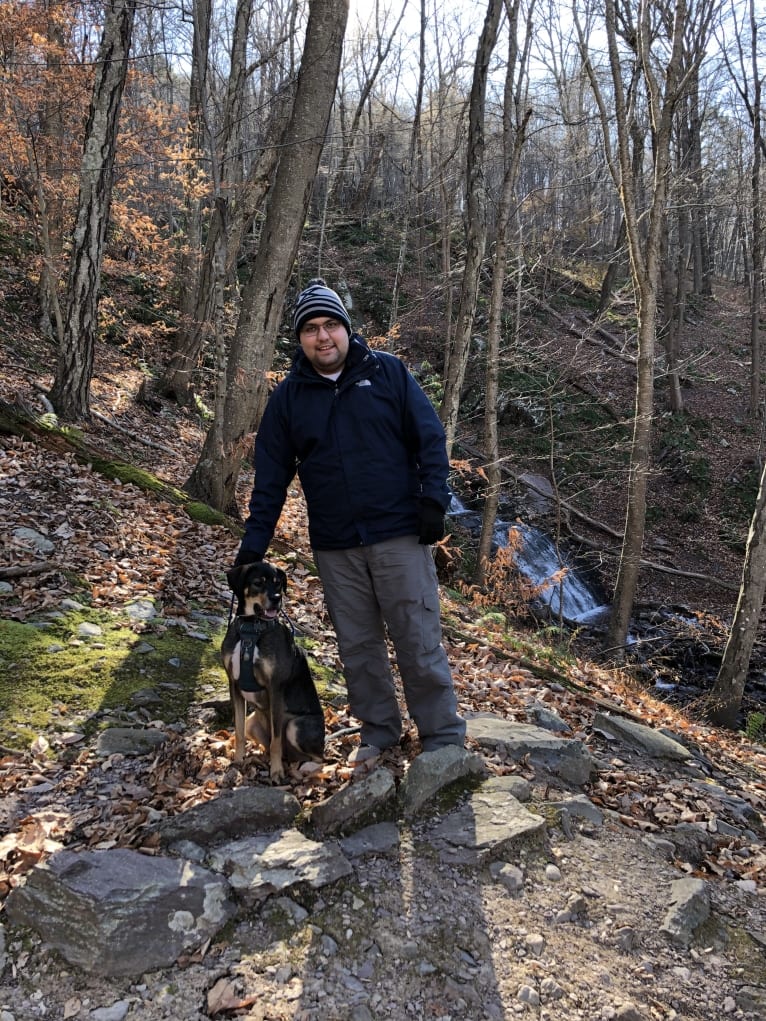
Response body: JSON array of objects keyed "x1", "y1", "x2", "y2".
[{"x1": 236, "y1": 616, "x2": 277, "y2": 693}]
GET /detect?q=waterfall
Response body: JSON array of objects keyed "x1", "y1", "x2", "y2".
[{"x1": 448, "y1": 497, "x2": 609, "y2": 625}]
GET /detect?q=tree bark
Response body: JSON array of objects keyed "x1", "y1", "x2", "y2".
[
  {"x1": 439, "y1": 0, "x2": 504, "y2": 457},
  {"x1": 476, "y1": 0, "x2": 533, "y2": 583},
  {"x1": 708, "y1": 459, "x2": 766, "y2": 727},
  {"x1": 47, "y1": 0, "x2": 136, "y2": 421},
  {"x1": 578, "y1": 0, "x2": 695, "y2": 656},
  {"x1": 185, "y1": 0, "x2": 349, "y2": 513}
]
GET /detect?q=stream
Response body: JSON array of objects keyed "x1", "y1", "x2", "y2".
[{"x1": 447, "y1": 496, "x2": 766, "y2": 714}]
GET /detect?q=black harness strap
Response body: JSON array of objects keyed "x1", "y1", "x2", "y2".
[{"x1": 236, "y1": 616, "x2": 277, "y2": 693}]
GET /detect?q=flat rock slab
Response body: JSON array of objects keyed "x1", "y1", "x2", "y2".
[
  {"x1": 157, "y1": 788, "x2": 301, "y2": 847},
  {"x1": 466, "y1": 716, "x2": 594, "y2": 786},
  {"x1": 593, "y1": 712, "x2": 692, "y2": 761},
  {"x1": 207, "y1": 828, "x2": 353, "y2": 899},
  {"x1": 429, "y1": 776, "x2": 547, "y2": 864},
  {"x1": 340, "y1": 822, "x2": 401, "y2": 859},
  {"x1": 4, "y1": 849, "x2": 234, "y2": 976}
]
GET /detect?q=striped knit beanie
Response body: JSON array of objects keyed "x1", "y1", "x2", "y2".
[{"x1": 293, "y1": 278, "x2": 352, "y2": 338}]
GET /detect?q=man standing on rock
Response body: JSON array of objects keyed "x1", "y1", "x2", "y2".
[{"x1": 233, "y1": 278, "x2": 465, "y2": 764}]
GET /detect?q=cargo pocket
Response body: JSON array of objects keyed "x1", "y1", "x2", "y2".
[{"x1": 420, "y1": 588, "x2": 443, "y2": 652}]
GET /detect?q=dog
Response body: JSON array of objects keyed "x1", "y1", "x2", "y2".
[{"x1": 222, "y1": 561, "x2": 325, "y2": 781}]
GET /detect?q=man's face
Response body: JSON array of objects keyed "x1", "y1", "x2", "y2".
[{"x1": 299, "y1": 317, "x2": 350, "y2": 375}]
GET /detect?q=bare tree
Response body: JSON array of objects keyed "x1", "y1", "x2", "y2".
[
  {"x1": 439, "y1": 0, "x2": 504, "y2": 456},
  {"x1": 186, "y1": 0, "x2": 349, "y2": 513},
  {"x1": 708, "y1": 457, "x2": 766, "y2": 727},
  {"x1": 577, "y1": 0, "x2": 701, "y2": 656},
  {"x1": 389, "y1": 0, "x2": 427, "y2": 331},
  {"x1": 706, "y1": 0, "x2": 766, "y2": 726},
  {"x1": 48, "y1": 0, "x2": 136, "y2": 421},
  {"x1": 160, "y1": 0, "x2": 295, "y2": 404},
  {"x1": 329, "y1": 0, "x2": 409, "y2": 207},
  {"x1": 720, "y1": 0, "x2": 764, "y2": 418},
  {"x1": 475, "y1": 0, "x2": 534, "y2": 583}
]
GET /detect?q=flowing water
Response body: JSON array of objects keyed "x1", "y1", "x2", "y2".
[{"x1": 448, "y1": 497, "x2": 609, "y2": 625}]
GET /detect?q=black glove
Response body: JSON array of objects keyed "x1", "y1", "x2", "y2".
[
  {"x1": 233, "y1": 548, "x2": 263, "y2": 568},
  {"x1": 418, "y1": 498, "x2": 445, "y2": 545}
]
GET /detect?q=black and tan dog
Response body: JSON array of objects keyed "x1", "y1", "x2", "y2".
[{"x1": 222, "y1": 561, "x2": 325, "y2": 781}]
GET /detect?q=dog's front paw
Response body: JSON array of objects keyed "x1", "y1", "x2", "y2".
[{"x1": 270, "y1": 766, "x2": 286, "y2": 783}]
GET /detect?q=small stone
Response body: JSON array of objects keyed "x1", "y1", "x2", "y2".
[
  {"x1": 567, "y1": 893, "x2": 588, "y2": 916},
  {"x1": 517, "y1": 984, "x2": 540, "y2": 1006},
  {"x1": 723, "y1": 997, "x2": 736, "y2": 1013},
  {"x1": 614, "y1": 1005, "x2": 645, "y2": 1021},
  {"x1": 78, "y1": 622, "x2": 103, "y2": 637},
  {"x1": 524, "y1": 933, "x2": 545, "y2": 956},
  {"x1": 540, "y1": 977, "x2": 564, "y2": 1000},
  {"x1": 545, "y1": 864, "x2": 562, "y2": 882},
  {"x1": 90, "y1": 1002, "x2": 131, "y2": 1021},
  {"x1": 615, "y1": 926, "x2": 637, "y2": 951},
  {"x1": 735, "y1": 879, "x2": 757, "y2": 893},
  {"x1": 490, "y1": 862, "x2": 524, "y2": 893}
]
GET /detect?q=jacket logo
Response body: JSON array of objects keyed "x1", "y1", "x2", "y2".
[{"x1": 355, "y1": 380, "x2": 372, "y2": 387}]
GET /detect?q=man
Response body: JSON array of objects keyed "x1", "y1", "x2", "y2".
[{"x1": 234, "y1": 278, "x2": 465, "y2": 762}]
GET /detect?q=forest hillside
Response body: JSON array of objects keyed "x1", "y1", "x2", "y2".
[{"x1": 2, "y1": 202, "x2": 766, "y2": 1020}]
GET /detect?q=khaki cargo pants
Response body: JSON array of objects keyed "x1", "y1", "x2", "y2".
[{"x1": 314, "y1": 535, "x2": 466, "y2": 751}]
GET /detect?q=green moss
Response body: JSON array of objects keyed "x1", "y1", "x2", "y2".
[
  {"x1": 186, "y1": 501, "x2": 232, "y2": 527},
  {"x1": 0, "y1": 612, "x2": 229, "y2": 751}
]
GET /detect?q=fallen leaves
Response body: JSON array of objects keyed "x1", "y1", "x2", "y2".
[{"x1": 207, "y1": 976, "x2": 259, "y2": 1015}]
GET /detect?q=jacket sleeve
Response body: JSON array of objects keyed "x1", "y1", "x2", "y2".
[
  {"x1": 239, "y1": 389, "x2": 297, "y2": 556},
  {"x1": 401, "y1": 364, "x2": 451, "y2": 511}
]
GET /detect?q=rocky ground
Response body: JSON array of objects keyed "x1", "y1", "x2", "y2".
[
  {"x1": 1, "y1": 710, "x2": 765, "y2": 1021},
  {"x1": 2, "y1": 255, "x2": 766, "y2": 1020}
]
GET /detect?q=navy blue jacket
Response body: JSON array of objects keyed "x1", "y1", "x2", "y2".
[{"x1": 240, "y1": 336, "x2": 451, "y2": 554}]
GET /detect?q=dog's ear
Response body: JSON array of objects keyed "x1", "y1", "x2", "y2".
[
  {"x1": 276, "y1": 567, "x2": 288, "y2": 591},
  {"x1": 226, "y1": 565, "x2": 243, "y2": 593}
]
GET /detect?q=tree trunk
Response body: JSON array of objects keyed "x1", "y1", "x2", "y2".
[
  {"x1": 577, "y1": 0, "x2": 692, "y2": 655},
  {"x1": 166, "y1": 0, "x2": 211, "y2": 405},
  {"x1": 185, "y1": 0, "x2": 348, "y2": 513},
  {"x1": 47, "y1": 0, "x2": 136, "y2": 421},
  {"x1": 439, "y1": 0, "x2": 504, "y2": 457},
  {"x1": 476, "y1": 0, "x2": 533, "y2": 582},
  {"x1": 747, "y1": 0, "x2": 763, "y2": 419},
  {"x1": 708, "y1": 459, "x2": 766, "y2": 727},
  {"x1": 389, "y1": 0, "x2": 426, "y2": 333}
]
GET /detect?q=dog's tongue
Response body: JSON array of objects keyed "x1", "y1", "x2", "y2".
[{"x1": 263, "y1": 607, "x2": 279, "y2": 619}]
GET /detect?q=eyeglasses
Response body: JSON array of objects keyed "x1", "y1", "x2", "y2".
[{"x1": 300, "y1": 319, "x2": 346, "y2": 339}]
